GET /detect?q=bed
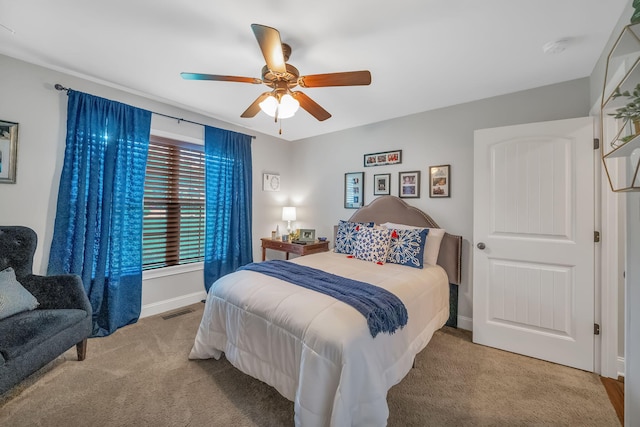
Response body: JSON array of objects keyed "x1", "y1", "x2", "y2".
[{"x1": 189, "y1": 195, "x2": 462, "y2": 426}]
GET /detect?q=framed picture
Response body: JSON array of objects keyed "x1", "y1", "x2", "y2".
[
  {"x1": 373, "y1": 173, "x2": 391, "y2": 195},
  {"x1": 263, "y1": 173, "x2": 280, "y2": 191},
  {"x1": 0, "y1": 120, "x2": 18, "y2": 184},
  {"x1": 399, "y1": 171, "x2": 420, "y2": 198},
  {"x1": 297, "y1": 228, "x2": 316, "y2": 242},
  {"x1": 363, "y1": 150, "x2": 402, "y2": 167},
  {"x1": 344, "y1": 172, "x2": 364, "y2": 208},
  {"x1": 429, "y1": 165, "x2": 450, "y2": 198}
]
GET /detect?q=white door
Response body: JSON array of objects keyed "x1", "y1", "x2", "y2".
[{"x1": 473, "y1": 117, "x2": 595, "y2": 371}]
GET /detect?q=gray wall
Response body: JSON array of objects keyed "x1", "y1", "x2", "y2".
[{"x1": 290, "y1": 78, "x2": 591, "y2": 327}]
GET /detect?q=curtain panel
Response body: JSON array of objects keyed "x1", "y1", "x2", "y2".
[
  {"x1": 48, "y1": 90, "x2": 151, "y2": 337},
  {"x1": 203, "y1": 126, "x2": 253, "y2": 291}
]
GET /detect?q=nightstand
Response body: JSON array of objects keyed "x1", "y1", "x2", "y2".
[{"x1": 260, "y1": 238, "x2": 330, "y2": 261}]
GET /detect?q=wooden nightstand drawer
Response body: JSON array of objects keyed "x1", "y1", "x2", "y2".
[{"x1": 261, "y1": 238, "x2": 329, "y2": 261}]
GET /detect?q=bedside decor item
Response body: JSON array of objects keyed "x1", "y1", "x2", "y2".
[
  {"x1": 373, "y1": 173, "x2": 391, "y2": 195},
  {"x1": 263, "y1": 173, "x2": 280, "y2": 191},
  {"x1": 399, "y1": 171, "x2": 420, "y2": 198},
  {"x1": 364, "y1": 150, "x2": 402, "y2": 167},
  {"x1": 429, "y1": 165, "x2": 450, "y2": 198},
  {"x1": 282, "y1": 206, "x2": 297, "y2": 233},
  {"x1": 0, "y1": 120, "x2": 18, "y2": 184},
  {"x1": 344, "y1": 172, "x2": 364, "y2": 208},
  {"x1": 297, "y1": 228, "x2": 316, "y2": 243}
]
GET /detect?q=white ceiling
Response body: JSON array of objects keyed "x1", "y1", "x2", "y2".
[{"x1": 0, "y1": 0, "x2": 629, "y2": 141}]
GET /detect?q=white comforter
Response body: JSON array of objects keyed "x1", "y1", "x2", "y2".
[{"x1": 189, "y1": 251, "x2": 449, "y2": 426}]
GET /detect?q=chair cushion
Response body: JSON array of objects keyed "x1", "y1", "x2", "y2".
[
  {"x1": 0, "y1": 309, "x2": 88, "y2": 360},
  {"x1": 0, "y1": 267, "x2": 39, "y2": 320}
]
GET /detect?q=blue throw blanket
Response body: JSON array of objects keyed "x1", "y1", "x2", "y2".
[{"x1": 238, "y1": 260, "x2": 408, "y2": 338}]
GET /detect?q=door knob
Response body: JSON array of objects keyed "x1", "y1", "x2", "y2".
[{"x1": 477, "y1": 242, "x2": 486, "y2": 250}]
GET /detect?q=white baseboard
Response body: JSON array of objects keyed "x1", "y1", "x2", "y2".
[
  {"x1": 618, "y1": 356, "x2": 625, "y2": 378},
  {"x1": 457, "y1": 315, "x2": 472, "y2": 331},
  {"x1": 140, "y1": 291, "x2": 207, "y2": 319}
]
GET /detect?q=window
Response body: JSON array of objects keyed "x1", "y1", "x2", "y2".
[{"x1": 143, "y1": 135, "x2": 205, "y2": 270}]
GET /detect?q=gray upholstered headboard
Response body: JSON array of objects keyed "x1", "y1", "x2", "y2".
[{"x1": 341, "y1": 195, "x2": 462, "y2": 285}]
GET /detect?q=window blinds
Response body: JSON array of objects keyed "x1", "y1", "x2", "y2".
[{"x1": 143, "y1": 136, "x2": 205, "y2": 269}]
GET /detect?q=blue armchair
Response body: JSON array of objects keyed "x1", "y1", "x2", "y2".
[{"x1": 0, "y1": 226, "x2": 92, "y2": 395}]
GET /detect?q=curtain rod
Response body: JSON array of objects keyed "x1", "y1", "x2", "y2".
[{"x1": 54, "y1": 84, "x2": 256, "y2": 139}]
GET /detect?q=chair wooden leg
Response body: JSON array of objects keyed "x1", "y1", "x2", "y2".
[{"x1": 76, "y1": 338, "x2": 87, "y2": 361}]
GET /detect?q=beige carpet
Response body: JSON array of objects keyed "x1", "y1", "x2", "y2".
[{"x1": 0, "y1": 303, "x2": 619, "y2": 426}]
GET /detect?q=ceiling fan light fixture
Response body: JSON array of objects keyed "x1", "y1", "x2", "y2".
[{"x1": 259, "y1": 93, "x2": 300, "y2": 119}]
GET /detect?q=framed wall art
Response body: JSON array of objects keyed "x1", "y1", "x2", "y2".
[
  {"x1": 429, "y1": 164, "x2": 450, "y2": 198},
  {"x1": 344, "y1": 172, "x2": 364, "y2": 208},
  {"x1": 363, "y1": 150, "x2": 402, "y2": 167},
  {"x1": 373, "y1": 173, "x2": 391, "y2": 195},
  {"x1": 263, "y1": 173, "x2": 280, "y2": 191},
  {"x1": 0, "y1": 120, "x2": 18, "y2": 184},
  {"x1": 399, "y1": 171, "x2": 420, "y2": 198}
]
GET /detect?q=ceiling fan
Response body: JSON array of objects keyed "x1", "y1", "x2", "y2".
[{"x1": 181, "y1": 24, "x2": 372, "y2": 122}]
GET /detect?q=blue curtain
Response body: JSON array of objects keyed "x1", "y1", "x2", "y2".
[
  {"x1": 48, "y1": 90, "x2": 151, "y2": 337},
  {"x1": 203, "y1": 126, "x2": 253, "y2": 291}
]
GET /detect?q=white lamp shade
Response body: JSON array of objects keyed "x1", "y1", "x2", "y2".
[
  {"x1": 259, "y1": 96, "x2": 278, "y2": 117},
  {"x1": 278, "y1": 94, "x2": 300, "y2": 118},
  {"x1": 259, "y1": 94, "x2": 300, "y2": 119},
  {"x1": 282, "y1": 206, "x2": 297, "y2": 221}
]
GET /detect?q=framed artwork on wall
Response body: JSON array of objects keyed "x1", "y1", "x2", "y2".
[
  {"x1": 0, "y1": 120, "x2": 18, "y2": 184},
  {"x1": 344, "y1": 172, "x2": 364, "y2": 208},
  {"x1": 429, "y1": 165, "x2": 450, "y2": 198},
  {"x1": 263, "y1": 173, "x2": 280, "y2": 191},
  {"x1": 399, "y1": 171, "x2": 420, "y2": 198},
  {"x1": 373, "y1": 173, "x2": 391, "y2": 195},
  {"x1": 363, "y1": 150, "x2": 402, "y2": 167}
]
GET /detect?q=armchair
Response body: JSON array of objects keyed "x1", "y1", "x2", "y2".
[{"x1": 0, "y1": 226, "x2": 92, "y2": 395}]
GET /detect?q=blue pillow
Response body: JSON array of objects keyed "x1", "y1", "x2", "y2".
[
  {"x1": 0, "y1": 267, "x2": 39, "y2": 320},
  {"x1": 334, "y1": 220, "x2": 374, "y2": 255},
  {"x1": 354, "y1": 227, "x2": 392, "y2": 264},
  {"x1": 386, "y1": 228, "x2": 429, "y2": 268}
]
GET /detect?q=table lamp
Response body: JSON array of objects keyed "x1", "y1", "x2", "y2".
[{"x1": 282, "y1": 206, "x2": 297, "y2": 234}]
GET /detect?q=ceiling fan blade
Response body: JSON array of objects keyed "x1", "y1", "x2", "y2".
[
  {"x1": 241, "y1": 92, "x2": 272, "y2": 118},
  {"x1": 251, "y1": 24, "x2": 286, "y2": 75},
  {"x1": 292, "y1": 91, "x2": 331, "y2": 121},
  {"x1": 181, "y1": 73, "x2": 262, "y2": 84},
  {"x1": 298, "y1": 71, "x2": 371, "y2": 88}
]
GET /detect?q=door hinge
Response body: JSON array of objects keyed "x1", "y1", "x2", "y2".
[
  {"x1": 594, "y1": 323, "x2": 600, "y2": 335},
  {"x1": 594, "y1": 231, "x2": 600, "y2": 243},
  {"x1": 594, "y1": 138, "x2": 600, "y2": 150}
]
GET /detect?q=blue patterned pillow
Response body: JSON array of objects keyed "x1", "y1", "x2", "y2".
[
  {"x1": 335, "y1": 220, "x2": 374, "y2": 254},
  {"x1": 0, "y1": 267, "x2": 39, "y2": 320},
  {"x1": 386, "y1": 228, "x2": 429, "y2": 268},
  {"x1": 354, "y1": 227, "x2": 391, "y2": 264}
]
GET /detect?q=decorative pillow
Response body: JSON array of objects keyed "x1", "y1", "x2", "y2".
[
  {"x1": 0, "y1": 267, "x2": 39, "y2": 320},
  {"x1": 381, "y1": 222, "x2": 445, "y2": 266},
  {"x1": 386, "y1": 228, "x2": 429, "y2": 268},
  {"x1": 334, "y1": 220, "x2": 374, "y2": 255},
  {"x1": 353, "y1": 227, "x2": 391, "y2": 264}
]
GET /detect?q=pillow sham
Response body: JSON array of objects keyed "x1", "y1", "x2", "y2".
[
  {"x1": 0, "y1": 267, "x2": 39, "y2": 320},
  {"x1": 386, "y1": 228, "x2": 429, "y2": 268},
  {"x1": 354, "y1": 227, "x2": 391, "y2": 264},
  {"x1": 381, "y1": 222, "x2": 445, "y2": 266},
  {"x1": 334, "y1": 220, "x2": 374, "y2": 255}
]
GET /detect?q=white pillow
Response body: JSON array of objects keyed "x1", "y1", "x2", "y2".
[
  {"x1": 354, "y1": 227, "x2": 391, "y2": 264},
  {"x1": 380, "y1": 222, "x2": 445, "y2": 266}
]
